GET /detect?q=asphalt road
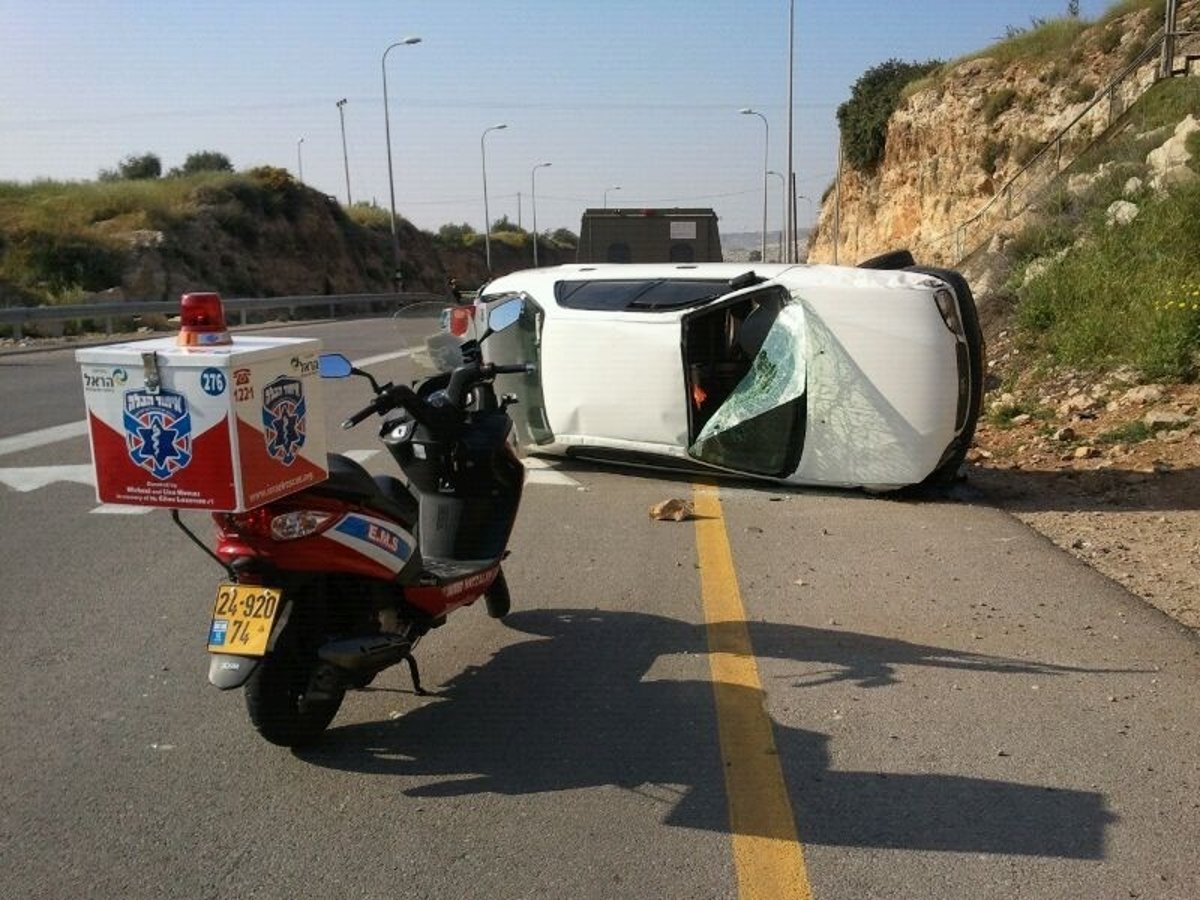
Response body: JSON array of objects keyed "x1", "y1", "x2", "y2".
[{"x1": 1, "y1": 317, "x2": 1198, "y2": 899}]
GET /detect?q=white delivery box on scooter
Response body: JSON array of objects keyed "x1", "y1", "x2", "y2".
[{"x1": 75, "y1": 293, "x2": 328, "y2": 512}]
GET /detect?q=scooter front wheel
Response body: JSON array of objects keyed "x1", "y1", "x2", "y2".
[
  {"x1": 244, "y1": 614, "x2": 344, "y2": 747},
  {"x1": 484, "y1": 568, "x2": 511, "y2": 619}
]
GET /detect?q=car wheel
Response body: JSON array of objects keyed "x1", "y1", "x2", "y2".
[{"x1": 858, "y1": 249, "x2": 916, "y2": 270}]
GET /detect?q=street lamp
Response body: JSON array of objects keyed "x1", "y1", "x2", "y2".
[
  {"x1": 604, "y1": 185, "x2": 620, "y2": 209},
  {"x1": 336, "y1": 98, "x2": 351, "y2": 205},
  {"x1": 739, "y1": 108, "x2": 769, "y2": 263},
  {"x1": 480, "y1": 123, "x2": 508, "y2": 272},
  {"x1": 768, "y1": 170, "x2": 786, "y2": 263},
  {"x1": 531, "y1": 161, "x2": 552, "y2": 267},
  {"x1": 296, "y1": 137, "x2": 305, "y2": 184},
  {"x1": 382, "y1": 35, "x2": 422, "y2": 292}
]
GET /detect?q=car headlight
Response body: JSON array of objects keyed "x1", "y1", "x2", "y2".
[{"x1": 934, "y1": 288, "x2": 964, "y2": 337}]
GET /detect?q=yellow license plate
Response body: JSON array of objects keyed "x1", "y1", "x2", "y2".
[{"x1": 207, "y1": 584, "x2": 283, "y2": 657}]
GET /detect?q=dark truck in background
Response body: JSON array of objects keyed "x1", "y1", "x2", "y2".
[{"x1": 577, "y1": 208, "x2": 722, "y2": 264}]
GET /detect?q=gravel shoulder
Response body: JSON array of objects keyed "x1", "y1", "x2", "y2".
[{"x1": 968, "y1": 330, "x2": 1200, "y2": 632}]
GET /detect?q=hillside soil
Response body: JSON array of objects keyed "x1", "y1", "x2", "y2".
[{"x1": 967, "y1": 326, "x2": 1200, "y2": 633}]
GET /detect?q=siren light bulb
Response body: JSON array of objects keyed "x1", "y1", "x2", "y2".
[{"x1": 178, "y1": 292, "x2": 232, "y2": 347}]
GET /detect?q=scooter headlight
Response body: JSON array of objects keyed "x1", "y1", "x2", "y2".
[{"x1": 270, "y1": 510, "x2": 335, "y2": 541}]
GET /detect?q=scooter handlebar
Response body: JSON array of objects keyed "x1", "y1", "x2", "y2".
[{"x1": 340, "y1": 362, "x2": 534, "y2": 430}]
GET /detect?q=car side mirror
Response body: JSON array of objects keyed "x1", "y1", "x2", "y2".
[{"x1": 487, "y1": 299, "x2": 523, "y2": 333}]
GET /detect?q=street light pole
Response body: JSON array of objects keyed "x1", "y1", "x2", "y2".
[
  {"x1": 296, "y1": 137, "x2": 305, "y2": 184},
  {"x1": 739, "y1": 108, "x2": 769, "y2": 263},
  {"x1": 604, "y1": 185, "x2": 620, "y2": 209},
  {"x1": 336, "y1": 98, "x2": 351, "y2": 205},
  {"x1": 768, "y1": 170, "x2": 785, "y2": 263},
  {"x1": 531, "y1": 162, "x2": 552, "y2": 267},
  {"x1": 480, "y1": 123, "x2": 507, "y2": 272},
  {"x1": 786, "y1": 0, "x2": 796, "y2": 263},
  {"x1": 381, "y1": 36, "x2": 422, "y2": 293}
]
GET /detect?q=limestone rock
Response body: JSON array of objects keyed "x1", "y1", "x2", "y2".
[{"x1": 1105, "y1": 201, "x2": 1139, "y2": 226}]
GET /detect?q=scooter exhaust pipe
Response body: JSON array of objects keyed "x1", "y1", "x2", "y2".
[{"x1": 318, "y1": 634, "x2": 413, "y2": 671}]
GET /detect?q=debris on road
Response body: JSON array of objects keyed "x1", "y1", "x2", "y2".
[{"x1": 649, "y1": 498, "x2": 694, "y2": 522}]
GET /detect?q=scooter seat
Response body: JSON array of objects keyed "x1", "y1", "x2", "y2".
[{"x1": 314, "y1": 454, "x2": 417, "y2": 529}]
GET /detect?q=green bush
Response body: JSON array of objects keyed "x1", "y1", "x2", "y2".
[
  {"x1": 1098, "y1": 26, "x2": 1123, "y2": 54},
  {"x1": 837, "y1": 58, "x2": 942, "y2": 170},
  {"x1": 173, "y1": 151, "x2": 234, "y2": 176},
  {"x1": 980, "y1": 140, "x2": 1006, "y2": 175},
  {"x1": 983, "y1": 88, "x2": 1019, "y2": 123},
  {"x1": 1066, "y1": 80, "x2": 1097, "y2": 104},
  {"x1": 549, "y1": 227, "x2": 578, "y2": 248},
  {"x1": 436, "y1": 222, "x2": 477, "y2": 246}
]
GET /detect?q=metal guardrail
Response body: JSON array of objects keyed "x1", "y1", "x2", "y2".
[
  {"x1": 0, "y1": 292, "x2": 449, "y2": 340},
  {"x1": 926, "y1": 28, "x2": 1200, "y2": 265}
]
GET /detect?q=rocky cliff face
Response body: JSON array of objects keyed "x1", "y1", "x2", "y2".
[{"x1": 807, "y1": 4, "x2": 1175, "y2": 267}]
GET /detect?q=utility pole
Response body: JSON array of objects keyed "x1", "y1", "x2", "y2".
[
  {"x1": 336, "y1": 98, "x2": 351, "y2": 205},
  {"x1": 785, "y1": 0, "x2": 795, "y2": 262}
]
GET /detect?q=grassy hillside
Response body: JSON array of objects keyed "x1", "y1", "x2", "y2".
[{"x1": 1000, "y1": 77, "x2": 1200, "y2": 381}]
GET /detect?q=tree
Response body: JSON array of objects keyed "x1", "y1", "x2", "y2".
[
  {"x1": 177, "y1": 151, "x2": 233, "y2": 175},
  {"x1": 490, "y1": 214, "x2": 525, "y2": 234},
  {"x1": 549, "y1": 227, "x2": 578, "y2": 248},
  {"x1": 837, "y1": 58, "x2": 942, "y2": 170},
  {"x1": 116, "y1": 153, "x2": 162, "y2": 180},
  {"x1": 437, "y1": 222, "x2": 477, "y2": 245},
  {"x1": 1067, "y1": 0, "x2": 1080, "y2": 17}
]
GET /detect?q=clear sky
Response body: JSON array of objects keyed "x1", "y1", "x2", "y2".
[{"x1": 1, "y1": 0, "x2": 1128, "y2": 236}]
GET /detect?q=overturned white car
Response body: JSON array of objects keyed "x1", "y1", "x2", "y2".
[{"x1": 477, "y1": 260, "x2": 984, "y2": 491}]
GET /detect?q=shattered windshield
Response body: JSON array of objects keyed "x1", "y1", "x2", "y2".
[{"x1": 689, "y1": 302, "x2": 807, "y2": 476}]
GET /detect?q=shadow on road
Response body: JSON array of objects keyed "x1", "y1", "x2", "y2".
[
  {"x1": 301, "y1": 609, "x2": 1117, "y2": 859},
  {"x1": 968, "y1": 464, "x2": 1200, "y2": 514}
]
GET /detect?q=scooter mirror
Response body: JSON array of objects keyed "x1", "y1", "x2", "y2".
[
  {"x1": 487, "y1": 298, "x2": 523, "y2": 333},
  {"x1": 318, "y1": 353, "x2": 354, "y2": 378}
]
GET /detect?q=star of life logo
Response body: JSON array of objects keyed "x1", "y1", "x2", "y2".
[
  {"x1": 262, "y1": 377, "x2": 307, "y2": 466},
  {"x1": 123, "y1": 389, "x2": 193, "y2": 480}
]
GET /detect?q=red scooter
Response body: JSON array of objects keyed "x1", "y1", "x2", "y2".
[{"x1": 177, "y1": 299, "x2": 532, "y2": 746}]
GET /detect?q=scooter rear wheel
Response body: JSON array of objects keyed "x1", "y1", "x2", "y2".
[{"x1": 244, "y1": 613, "x2": 344, "y2": 747}]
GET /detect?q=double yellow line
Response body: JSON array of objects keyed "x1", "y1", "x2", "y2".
[{"x1": 693, "y1": 485, "x2": 814, "y2": 900}]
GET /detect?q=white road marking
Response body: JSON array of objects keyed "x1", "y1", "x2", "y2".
[
  {"x1": 0, "y1": 464, "x2": 95, "y2": 492},
  {"x1": 0, "y1": 421, "x2": 89, "y2": 458},
  {"x1": 92, "y1": 503, "x2": 154, "y2": 515},
  {"x1": 351, "y1": 349, "x2": 414, "y2": 369},
  {"x1": 521, "y1": 456, "x2": 580, "y2": 487},
  {"x1": 344, "y1": 449, "x2": 380, "y2": 463}
]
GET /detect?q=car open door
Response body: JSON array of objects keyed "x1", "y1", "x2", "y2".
[
  {"x1": 483, "y1": 294, "x2": 554, "y2": 447},
  {"x1": 681, "y1": 285, "x2": 807, "y2": 477}
]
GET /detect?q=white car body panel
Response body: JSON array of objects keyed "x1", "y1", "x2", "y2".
[
  {"x1": 480, "y1": 262, "x2": 973, "y2": 489},
  {"x1": 540, "y1": 312, "x2": 687, "y2": 450}
]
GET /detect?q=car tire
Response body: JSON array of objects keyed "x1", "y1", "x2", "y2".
[
  {"x1": 905, "y1": 265, "x2": 986, "y2": 487},
  {"x1": 858, "y1": 249, "x2": 916, "y2": 270}
]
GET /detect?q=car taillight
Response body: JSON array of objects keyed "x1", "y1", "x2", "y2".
[
  {"x1": 178, "y1": 292, "x2": 232, "y2": 347},
  {"x1": 269, "y1": 510, "x2": 335, "y2": 541}
]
